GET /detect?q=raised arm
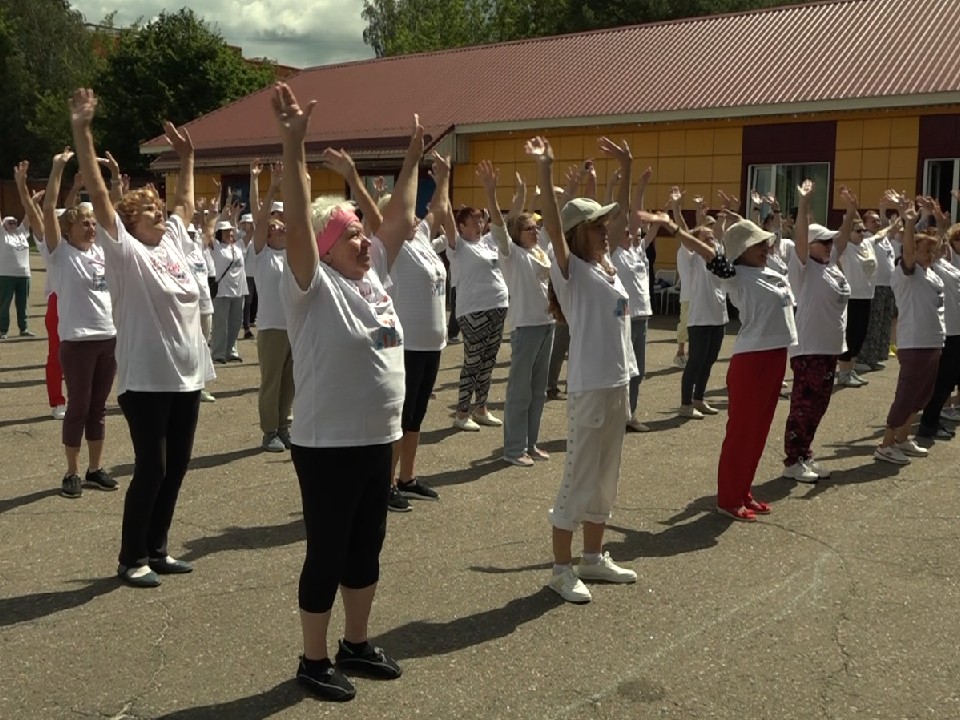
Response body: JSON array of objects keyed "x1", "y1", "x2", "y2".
[
  {"x1": 750, "y1": 190, "x2": 763, "y2": 225},
  {"x1": 377, "y1": 115, "x2": 424, "y2": 269},
  {"x1": 604, "y1": 168, "x2": 621, "y2": 206},
  {"x1": 527, "y1": 137, "x2": 566, "y2": 277},
  {"x1": 668, "y1": 186, "x2": 688, "y2": 232},
  {"x1": 42, "y1": 147, "x2": 75, "y2": 253},
  {"x1": 64, "y1": 170, "x2": 83, "y2": 209},
  {"x1": 560, "y1": 163, "x2": 583, "y2": 206},
  {"x1": 321, "y1": 147, "x2": 382, "y2": 235},
  {"x1": 477, "y1": 160, "x2": 509, "y2": 255},
  {"x1": 14, "y1": 162, "x2": 44, "y2": 241},
  {"x1": 422, "y1": 152, "x2": 451, "y2": 237},
  {"x1": 272, "y1": 83, "x2": 318, "y2": 291},
  {"x1": 506, "y1": 171, "x2": 526, "y2": 220},
  {"x1": 793, "y1": 180, "x2": 814, "y2": 264},
  {"x1": 629, "y1": 166, "x2": 652, "y2": 240},
  {"x1": 898, "y1": 195, "x2": 919, "y2": 273},
  {"x1": 835, "y1": 185, "x2": 857, "y2": 258},
  {"x1": 254, "y1": 162, "x2": 282, "y2": 254},
  {"x1": 163, "y1": 122, "x2": 195, "y2": 226},
  {"x1": 583, "y1": 160, "x2": 597, "y2": 201},
  {"x1": 599, "y1": 137, "x2": 632, "y2": 254},
  {"x1": 69, "y1": 89, "x2": 117, "y2": 235},
  {"x1": 97, "y1": 152, "x2": 124, "y2": 205},
  {"x1": 249, "y1": 159, "x2": 263, "y2": 215}
]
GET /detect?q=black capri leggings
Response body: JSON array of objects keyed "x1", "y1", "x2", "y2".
[
  {"x1": 402, "y1": 350, "x2": 441, "y2": 432},
  {"x1": 840, "y1": 298, "x2": 872, "y2": 361},
  {"x1": 292, "y1": 443, "x2": 391, "y2": 614},
  {"x1": 681, "y1": 324, "x2": 725, "y2": 405}
]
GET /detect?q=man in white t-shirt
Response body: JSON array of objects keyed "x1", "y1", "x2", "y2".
[{"x1": 0, "y1": 215, "x2": 34, "y2": 338}]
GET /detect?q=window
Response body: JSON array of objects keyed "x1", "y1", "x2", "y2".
[
  {"x1": 923, "y1": 159, "x2": 959, "y2": 222},
  {"x1": 747, "y1": 163, "x2": 831, "y2": 225}
]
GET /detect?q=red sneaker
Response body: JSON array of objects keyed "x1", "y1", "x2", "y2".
[
  {"x1": 717, "y1": 505, "x2": 757, "y2": 522},
  {"x1": 744, "y1": 499, "x2": 771, "y2": 515}
]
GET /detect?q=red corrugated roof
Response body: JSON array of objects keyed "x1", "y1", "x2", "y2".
[{"x1": 142, "y1": 0, "x2": 960, "y2": 160}]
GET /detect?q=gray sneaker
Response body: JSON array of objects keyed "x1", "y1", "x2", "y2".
[{"x1": 261, "y1": 432, "x2": 286, "y2": 452}]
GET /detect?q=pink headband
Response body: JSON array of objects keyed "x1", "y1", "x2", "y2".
[{"x1": 316, "y1": 207, "x2": 360, "y2": 257}]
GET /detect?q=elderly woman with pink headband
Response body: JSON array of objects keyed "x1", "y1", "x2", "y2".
[{"x1": 273, "y1": 83, "x2": 418, "y2": 702}]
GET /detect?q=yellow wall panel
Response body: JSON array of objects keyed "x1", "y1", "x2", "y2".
[
  {"x1": 684, "y1": 156, "x2": 713, "y2": 183},
  {"x1": 472, "y1": 140, "x2": 495, "y2": 164},
  {"x1": 493, "y1": 140, "x2": 517, "y2": 163},
  {"x1": 889, "y1": 178, "x2": 916, "y2": 195},
  {"x1": 453, "y1": 164, "x2": 475, "y2": 189},
  {"x1": 713, "y1": 126, "x2": 742, "y2": 154},
  {"x1": 888, "y1": 147, "x2": 918, "y2": 178},
  {"x1": 834, "y1": 149, "x2": 862, "y2": 180},
  {"x1": 859, "y1": 180, "x2": 890, "y2": 208},
  {"x1": 557, "y1": 135, "x2": 584, "y2": 162},
  {"x1": 836, "y1": 121, "x2": 863, "y2": 150},
  {"x1": 658, "y1": 130, "x2": 686, "y2": 157},
  {"x1": 631, "y1": 132, "x2": 659, "y2": 157},
  {"x1": 711, "y1": 155, "x2": 741, "y2": 184},
  {"x1": 890, "y1": 117, "x2": 919, "y2": 147},
  {"x1": 861, "y1": 119, "x2": 892, "y2": 149},
  {"x1": 833, "y1": 181, "x2": 860, "y2": 206},
  {"x1": 860, "y1": 149, "x2": 890, "y2": 180},
  {"x1": 657, "y1": 157, "x2": 685, "y2": 184},
  {"x1": 685, "y1": 129, "x2": 714, "y2": 156}
]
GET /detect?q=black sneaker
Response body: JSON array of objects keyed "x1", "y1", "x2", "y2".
[
  {"x1": 335, "y1": 640, "x2": 402, "y2": 680},
  {"x1": 398, "y1": 478, "x2": 439, "y2": 501},
  {"x1": 277, "y1": 428, "x2": 292, "y2": 449},
  {"x1": 243, "y1": 330, "x2": 255, "y2": 340},
  {"x1": 85, "y1": 468, "x2": 119, "y2": 491},
  {"x1": 61, "y1": 473, "x2": 82, "y2": 498},
  {"x1": 388, "y1": 486, "x2": 411, "y2": 513},
  {"x1": 918, "y1": 425, "x2": 954, "y2": 440},
  {"x1": 296, "y1": 656, "x2": 356, "y2": 702}
]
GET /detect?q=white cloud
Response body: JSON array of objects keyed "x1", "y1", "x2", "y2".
[{"x1": 69, "y1": 0, "x2": 375, "y2": 68}]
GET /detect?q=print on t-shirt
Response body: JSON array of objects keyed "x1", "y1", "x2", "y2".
[{"x1": 615, "y1": 297, "x2": 629, "y2": 318}]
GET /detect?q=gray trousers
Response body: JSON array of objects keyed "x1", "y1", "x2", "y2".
[
  {"x1": 547, "y1": 322, "x2": 570, "y2": 391},
  {"x1": 503, "y1": 324, "x2": 554, "y2": 458},
  {"x1": 628, "y1": 316, "x2": 648, "y2": 414},
  {"x1": 211, "y1": 296, "x2": 243, "y2": 361}
]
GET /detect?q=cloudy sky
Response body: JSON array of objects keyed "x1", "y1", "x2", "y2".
[{"x1": 69, "y1": 0, "x2": 376, "y2": 68}]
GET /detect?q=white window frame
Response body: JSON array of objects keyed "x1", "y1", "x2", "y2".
[
  {"x1": 922, "y1": 158, "x2": 960, "y2": 222},
  {"x1": 747, "y1": 162, "x2": 831, "y2": 224}
]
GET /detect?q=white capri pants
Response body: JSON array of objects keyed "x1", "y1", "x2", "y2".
[{"x1": 549, "y1": 385, "x2": 629, "y2": 531}]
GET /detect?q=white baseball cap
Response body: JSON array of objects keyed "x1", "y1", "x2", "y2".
[
  {"x1": 215, "y1": 221, "x2": 235, "y2": 232},
  {"x1": 808, "y1": 223, "x2": 839, "y2": 244},
  {"x1": 560, "y1": 198, "x2": 619, "y2": 234},
  {"x1": 240, "y1": 213, "x2": 254, "y2": 224}
]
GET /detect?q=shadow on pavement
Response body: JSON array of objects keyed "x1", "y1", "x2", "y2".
[
  {"x1": 424, "y1": 455, "x2": 506, "y2": 488},
  {"x1": 180, "y1": 516, "x2": 303, "y2": 563},
  {"x1": 372, "y1": 587, "x2": 564, "y2": 660},
  {"x1": 0, "y1": 577, "x2": 118, "y2": 627},
  {"x1": 0, "y1": 414, "x2": 51, "y2": 430},
  {"x1": 109, "y1": 447, "x2": 263, "y2": 480},
  {"x1": 0, "y1": 377, "x2": 45, "y2": 390},
  {"x1": 0, "y1": 362, "x2": 45, "y2": 373},
  {"x1": 0, "y1": 487, "x2": 60, "y2": 515},
  {"x1": 603, "y1": 513, "x2": 734, "y2": 559},
  {"x1": 155, "y1": 679, "x2": 303, "y2": 719}
]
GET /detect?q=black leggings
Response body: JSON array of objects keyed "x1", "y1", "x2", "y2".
[
  {"x1": 920, "y1": 335, "x2": 960, "y2": 432},
  {"x1": 117, "y1": 391, "x2": 201, "y2": 568},
  {"x1": 402, "y1": 350, "x2": 441, "y2": 432},
  {"x1": 681, "y1": 324, "x2": 725, "y2": 405},
  {"x1": 840, "y1": 298, "x2": 872, "y2": 361},
  {"x1": 292, "y1": 443, "x2": 391, "y2": 614}
]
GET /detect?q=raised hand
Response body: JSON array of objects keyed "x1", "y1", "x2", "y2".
[
  {"x1": 96, "y1": 151, "x2": 121, "y2": 179},
  {"x1": 638, "y1": 210, "x2": 671, "y2": 225},
  {"x1": 430, "y1": 151, "x2": 451, "y2": 182},
  {"x1": 524, "y1": 136, "x2": 554, "y2": 162},
  {"x1": 373, "y1": 176, "x2": 386, "y2": 195},
  {"x1": 897, "y1": 193, "x2": 917, "y2": 223},
  {"x1": 564, "y1": 164, "x2": 582, "y2": 184},
  {"x1": 250, "y1": 159, "x2": 263, "y2": 177},
  {"x1": 639, "y1": 166, "x2": 653, "y2": 185},
  {"x1": 53, "y1": 146, "x2": 75, "y2": 168},
  {"x1": 797, "y1": 179, "x2": 814, "y2": 199},
  {"x1": 320, "y1": 147, "x2": 357, "y2": 179},
  {"x1": 269, "y1": 162, "x2": 284, "y2": 188},
  {"x1": 270, "y1": 82, "x2": 317, "y2": 142},
  {"x1": 31, "y1": 189, "x2": 45, "y2": 204},
  {"x1": 839, "y1": 184, "x2": 858, "y2": 209},
  {"x1": 692, "y1": 194, "x2": 705, "y2": 207},
  {"x1": 475, "y1": 160, "x2": 499, "y2": 191},
  {"x1": 163, "y1": 121, "x2": 194, "y2": 158},
  {"x1": 751, "y1": 189, "x2": 763, "y2": 206},
  {"x1": 669, "y1": 186, "x2": 684, "y2": 206},
  {"x1": 408, "y1": 114, "x2": 424, "y2": 159},
  {"x1": 70, "y1": 89, "x2": 97, "y2": 127},
  {"x1": 764, "y1": 193, "x2": 780, "y2": 212},
  {"x1": 598, "y1": 137, "x2": 632, "y2": 165},
  {"x1": 13, "y1": 160, "x2": 29, "y2": 186}
]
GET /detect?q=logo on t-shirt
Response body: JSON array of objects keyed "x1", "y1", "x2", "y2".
[
  {"x1": 373, "y1": 326, "x2": 402, "y2": 350},
  {"x1": 615, "y1": 298, "x2": 629, "y2": 318},
  {"x1": 92, "y1": 273, "x2": 107, "y2": 292}
]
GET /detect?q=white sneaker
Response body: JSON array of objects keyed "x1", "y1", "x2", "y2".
[
  {"x1": 200, "y1": 390, "x2": 216, "y2": 403},
  {"x1": 693, "y1": 401, "x2": 719, "y2": 415},
  {"x1": 782, "y1": 461, "x2": 819, "y2": 483},
  {"x1": 851, "y1": 370, "x2": 869, "y2": 385},
  {"x1": 679, "y1": 405, "x2": 704, "y2": 419},
  {"x1": 547, "y1": 566, "x2": 592, "y2": 603},
  {"x1": 673, "y1": 354, "x2": 687, "y2": 369},
  {"x1": 52, "y1": 404, "x2": 66, "y2": 420},
  {"x1": 454, "y1": 416, "x2": 481, "y2": 432},
  {"x1": 837, "y1": 371, "x2": 865, "y2": 388},
  {"x1": 803, "y1": 458, "x2": 831, "y2": 479},
  {"x1": 874, "y1": 445, "x2": 910, "y2": 465},
  {"x1": 576, "y1": 552, "x2": 637, "y2": 584},
  {"x1": 625, "y1": 418, "x2": 650, "y2": 432},
  {"x1": 472, "y1": 411, "x2": 502, "y2": 427},
  {"x1": 895, "y1": 439, "x2": 928, "y2": 457}
]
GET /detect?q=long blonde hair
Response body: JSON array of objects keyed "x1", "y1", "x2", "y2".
[{"x1": 546, "y1": 221, "x2": 616, "y2": 324}]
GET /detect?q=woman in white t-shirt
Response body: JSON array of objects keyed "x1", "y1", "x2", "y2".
[
  {"x1": 272, "y1": 84, "x2": 411, "y2": 700},
  {"x1": 859, "y1": 208, "x2": 898, "y2": 370},
  {"x1": 677, "y1": 217, "x2": 797, "y2": 521},
  {"x1": 71, "y1": 88, "x2": 211, "y2": 588},
  {"x1": 209, "y1": 220, "x2": 246, "y2": 363},
  {"x1": 917, "y1": 221, "x2": 960, "y2": 439},
  {"x1": 476, "y1": 161, "x2": 554, "y2": 467},
  {"x1": 836, "y1": 198, "x2": 877, "y2": 387},
  {"x1": 182, "y1": 207, "x2": 215, "y2": 404},
  {"x1": 782, "y1": 181, "x2": 851, "y2": 483},
  {"x1": 530, "y1": 135, "x2": 638, "y2": 605},
  {"x1": 875, "y1": 198, "x2": 946, "y2": 465},
  {"x1": 446, "y1": 202, "x2": 509, "y2": 432},
  {"x1": 40, "y1": 147, "x2": 119, "y2": 500},
  {"x1": 0, "y1": 210, "x2": 33, "y2": 339}
]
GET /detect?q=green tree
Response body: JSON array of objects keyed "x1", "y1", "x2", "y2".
[{"x1": 93, "y1": 9, "x2": 275, "y2": 175}]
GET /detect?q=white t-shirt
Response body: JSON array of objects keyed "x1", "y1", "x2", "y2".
[
  {"x1": 871, "y1": 236, "x2": 896, "y2": 287},
  {"x1": 389, "y1": 221, "x2": 448, "y2": 351},
  {"x1": 447, "y1": 233, "x2": 508, "y2": 317},
  {"x1": 839, "y1": 241, "x2": 877, "y2": 300},
  {"x1": 495, "y1": 225, "x2": 553, "y2": 327},
  {"x1": 96, "y1": 215, "x2": 210, "y2": 394},
  {"x1": 0, "y1": 224, "x2": 32, "y2": 277},
  {"x1": 47, "y1": 241, "x2": 116, "y2": 342},
  {"x1": 211, "y1": 240, "x2": 247, "y2": 298},
  {"x1": 932, "y1": 259, "x2": 960, "y2": 337},
  {"x1": 203, "y1": 247, "x2": 216, "y2": 277},
  {"x1": 891, "y1": 264, "x2": 945, "y2": 349},
  {"x1": 723, "y1": 265, "x2": 798, "y2": 355},
  {"x1": 787, "y1": 254, "x2": 849, "y2": 358},
  {"x1": 549, "y1": 254, "x2": 636, "y2": 393},
  {"x1": 282, "y1": 237, "x2": 404, "y2": 448},
  {"x1": 611, "y1": 244, "x2": 652, "y2": 318},
  {"x1": 178, "y1": 231, "x2": 213, "y2": 315},
  {"x1": 241, "y1": 233, "x2": 257, "y2": 279},
  {"x1": 677, "y1": 246, "x2": 692, "y2": 302},
  {"x1": 33, "y1": 234, "x2": 54, "y2": 299},
  {"x1": 684, "y1": 248, "x2": 728, "y2": 327},
  {"x1": 254, "y1": 246, "x2": 287, "y2": 331}
]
